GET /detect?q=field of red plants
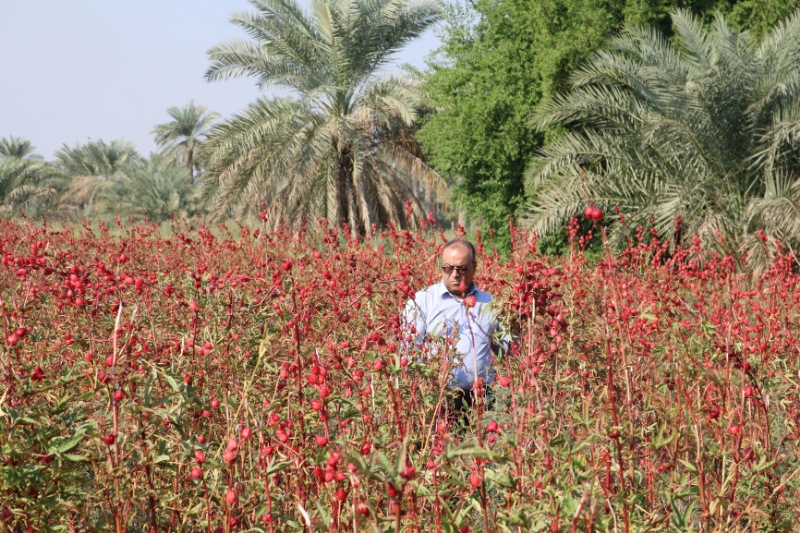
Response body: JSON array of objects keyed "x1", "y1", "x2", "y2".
[{"x1": 1, "y1": 216, "x2": 799, "y2": 532}]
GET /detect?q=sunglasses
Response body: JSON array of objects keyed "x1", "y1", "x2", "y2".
[{"x1": 441, "y1": 265, "x2": 472, "y2": 274}]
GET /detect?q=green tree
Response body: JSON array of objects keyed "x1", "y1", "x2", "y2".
[
  {"x1": 0, "y1": 136, "x2": 42, "y2": 160},
  {"x1": 417, "y1": 0, "x2": 799, "y2": 242},
  {"x1": 202, "y1": 0, "x2": 444, "y2": 233},
  {"x1": 416, "y1": 0, "x2": 662, "y2": 238},
  {"x1": 151, "y1": 101, "x2": 220, "y2": 186},
  {"x1": 54, "y1": 139, "x2": 142, "y2": 216},
  {"x1": 724, "y1": 0, "x2": 800, "y2": 39},
  {"x1": 101, "y1": 155, "x2": 202, "y2": 222},
  {"x1": 0, "y1": 157, "x2": 65, "y2": 217},
  {"x1": 525, "y1": 9, "x2": 800, "y2": 270}
]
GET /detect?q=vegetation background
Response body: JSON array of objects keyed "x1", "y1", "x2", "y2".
[{"x1": 3, "y1": 0, "x2": 800, "y2": 265}]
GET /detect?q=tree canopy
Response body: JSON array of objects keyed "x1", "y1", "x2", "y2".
[
  {"x1": 417, "y1": 0, "x2": 800, "y2": 240},
  {"x1": 152, "y1": 101, "x2": 220, "y2": 186},
  {"x1": 525, "y1": 9, "x2": 800, "y2": 270},
  {"x1": 202, "y1": 0, "x2": 444, "y2": 233}
]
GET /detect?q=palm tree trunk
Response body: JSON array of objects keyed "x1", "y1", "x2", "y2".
[{"x1": 186, "y1": 150, "x2": 194, "y2": 186}]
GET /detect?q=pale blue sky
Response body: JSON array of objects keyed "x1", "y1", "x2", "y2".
[{"x1": 0, "y1": 1, "x2": 441, "y2": 160}]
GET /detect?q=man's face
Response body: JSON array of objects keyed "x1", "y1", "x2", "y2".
[{"x1": 441, "y1": 244, "x2": 475, "y2": 297}]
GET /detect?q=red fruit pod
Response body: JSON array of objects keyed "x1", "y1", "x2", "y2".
[
  {"x1": 225, "y1": 488, "x2": 238, "y2": 505},
  {"x1": 584, "y1": 205, "x2": 604, "y2": 221},
  {"x1": 469, "y1": 471, "x2": 482, "y2": 488},
  {"x1": 191, "y1": 467, "x2": 203, "y2": 480},
  {"x1": 104, "y1": 433, "x2": 116, "y2": 446},
  {"x1": 315, "y1": 435, "x2": 328, "y2": 446},
  {"x1": 195, "y1": 450, "x2": 206, "y2": 464},
  {"x1": 727, "y1": 424, "x2": 742, "y2": 435},
  {"x1": 30, "y1": 366, "x2": 46, "y2": 381}
]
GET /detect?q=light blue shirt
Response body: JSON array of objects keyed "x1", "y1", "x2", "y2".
[{"x1": 403, "y1": 281, "x2": 507, "y2": 390}]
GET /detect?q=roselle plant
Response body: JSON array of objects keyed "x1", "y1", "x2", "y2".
[{"x1": 0, "y1": 214, "x2": 798, "y2": 532}]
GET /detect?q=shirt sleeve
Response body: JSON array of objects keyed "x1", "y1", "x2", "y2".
[
  {"x1": 402, "y1": 296, "x2": 427, "y2": 349},
  {"x1": 488, "y1": 301, "x2": 512, "y2": 356}
]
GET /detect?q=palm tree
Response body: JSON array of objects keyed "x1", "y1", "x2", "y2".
[
  {"x1": 54, "y1": 139, "x2": 142, "y2": 215},
  {"x1": 0, "y1": 157, "x2": 65, "y2": 217},
  {"x1": 524, "y1": 9, "x2": 800, "y2": 270},
  {"x1": 202, "y1": 0, "x2": 444, "y2": 233},
  {"x1": 101, "y1": 155, "x2": 202, "y2": 222},
  {"x1": 151, "y1": 101, "x2": 220, "y2": 185},
  {"x1": 0, "y1": 136, "x2": 42, "y2": 160}
]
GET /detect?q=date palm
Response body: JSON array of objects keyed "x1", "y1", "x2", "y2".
[
  {"x1": 202, "y1": 0, "x2": 444, "y2": 233},
  {"x1": 152, "y1": 101, "x2": 220, "y2": 185},
  {"x1": 0, "y1": 157, "x2": 65, "y2": 217},
  {"x1": 0, "y1": 136, "x2": 62, "y2": 216},
  {"x1": 54, "y1": 139, "x2": 142, "y2": 215},
  {"x1": 0, "y1": 136, "x2": 41, "y2": 160},
  {"x1": 100, "y1": 155, "x2": 202, "y2": 222},
  {"x1": 525, "y1": 9, "x2": 800, "y2": 270}
]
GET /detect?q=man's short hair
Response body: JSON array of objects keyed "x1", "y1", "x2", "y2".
[{"x1": 442, "y1": 239, "x2": 476, "y2": 264}]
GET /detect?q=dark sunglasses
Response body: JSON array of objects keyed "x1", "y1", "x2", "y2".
[{"x1": 441, "y1": 265, "x2": 472, "y2": 274}]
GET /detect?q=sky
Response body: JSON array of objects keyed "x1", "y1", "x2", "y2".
[{"x1": 0, "y1": 1, "x2": 442, "y2": 160}]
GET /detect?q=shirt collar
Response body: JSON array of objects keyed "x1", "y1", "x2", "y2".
[{"x1": 436, "y1": 280, "x2": 478, "y2": 299}]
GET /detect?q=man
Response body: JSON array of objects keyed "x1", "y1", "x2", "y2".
[{"x1": 403, "y1": 239, "x2": 508, "y2": 417}]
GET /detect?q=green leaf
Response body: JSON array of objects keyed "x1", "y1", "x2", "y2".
[
  {"x1": 267, "y1": 461, "x2": 292, "y2": 475},
  {"x1": 753, "y1": 458, "x2": 776, "y2": 473},
  {"x1": 163, "y1": 372, "x2": 182, "y2": 393},
  {"x1": 654, "y1": 422, "x2": 678, "y2": 450},
  {"x1": 56, "y1": 435, "x2": 85, "y2": 454},
  {"x1": 677, "y1": 459, "x2": 698, "y2": 474}
]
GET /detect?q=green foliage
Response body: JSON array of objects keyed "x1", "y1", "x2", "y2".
[
  {"x1": 54, "y1": 139, "x2": 142, "y2": 181},
  {"x1": 202, "y1": 0, "x2": 445, "y2": 233},
  {"x1": 0, "y1": 136, "x2": 42, "y2": 160},
  {"x1": 54, "y1": 139, "x2": 143, "y2": 217},
  {"x1": 151, "y1": 101, "x2": 220, "y2": 185},
  {"x1": 525, "y1": 9, "x2": 800, "y2": 272},
  {"x1": 101, "y1": 155, "x2": 204, "y2": 222},
  {"x1": 722, "y1": 0, "x2": 800, "y2": 39},
  {"x1": 418, "y1": 0, "x2": 668, "y2": 237},
  {"x1": 418, "y1": 0, "x2": 800, "y2": 246},
  {"x1": 0, "y1": 157, "x2": 66, "y2": 218}
]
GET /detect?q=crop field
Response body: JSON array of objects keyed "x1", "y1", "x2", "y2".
[{"x1": 1, "y1": 217, "x2": 799, "y2": 532}]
